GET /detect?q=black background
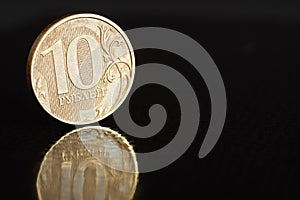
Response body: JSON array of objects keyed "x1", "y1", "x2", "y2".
[{"x1": 2, "y1": 0, "x2": 300, "y2": 199}]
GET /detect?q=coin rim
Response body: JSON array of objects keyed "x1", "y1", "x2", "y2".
[
  {"x1": 36, "y1": 126, "x2": 139, "y2": 200},
  {"x1": 27, "y1": 13, "x2": 135, "y2": 125}
]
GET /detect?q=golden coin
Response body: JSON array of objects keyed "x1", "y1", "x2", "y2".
[
  {"x1": 36, "y1": 126, "x2": 138, "y2": 200},
  {"x1": 27, "y1": 14, "x2": 135, "y2": 124}
]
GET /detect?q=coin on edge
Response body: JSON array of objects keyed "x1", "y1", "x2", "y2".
[
  {"x1": 36, "y1": 126, "x2": 139, "y2": 200},
  {"x1": 27, "y1": 13, "x2": 135, "y2": 124}
]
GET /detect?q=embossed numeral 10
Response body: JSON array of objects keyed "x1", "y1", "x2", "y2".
[
  {"x1": 61, "y1": 160, "x2": 106, "y2": 200},
  {"x1": 41, "y1": 35, "x2": 103, "y2": 94}
]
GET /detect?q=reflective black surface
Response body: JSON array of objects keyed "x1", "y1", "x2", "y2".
[{"x1": 2, "y1": 0, "x2": 300, "y2": 199}]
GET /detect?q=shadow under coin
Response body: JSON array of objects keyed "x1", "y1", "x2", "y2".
[{"x1": 36, "y1": 126, "x2": 139, "y2": 200}]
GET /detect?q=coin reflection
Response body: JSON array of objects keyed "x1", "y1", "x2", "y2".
[{"x1": 36, "y1": 126, "x2": 138, "y2": 200}]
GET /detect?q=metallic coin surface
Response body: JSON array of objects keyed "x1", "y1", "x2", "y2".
[
  {"x1": 28, "y1": 13, "x2": 135, "y2": 124},
  {"x1": 36, "y1": 126, "x2": 138, "y2": 200}
]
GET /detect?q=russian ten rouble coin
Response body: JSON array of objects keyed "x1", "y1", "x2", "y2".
[
  {"x1": 36, "y1": 126, "x2": 138, "y2": 200},
  {"x1": 27, "y1": 14, "x2": 135, "y2": 124}
]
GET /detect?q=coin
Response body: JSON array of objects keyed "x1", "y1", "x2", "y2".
[
  {"x1": 27, "y1": 14, "x2": 135, "y2": 124},
  {"x1": 36, "y1": 126, "x2": 138, "y2": 200}
]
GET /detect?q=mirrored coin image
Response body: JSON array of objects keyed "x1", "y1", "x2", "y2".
[
  {"x1": 36, "y1": 126, "x2": 138, "y2": 200},
  {"x1": 27, "y1": 13, "x2": 135, "y2": 124}
]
